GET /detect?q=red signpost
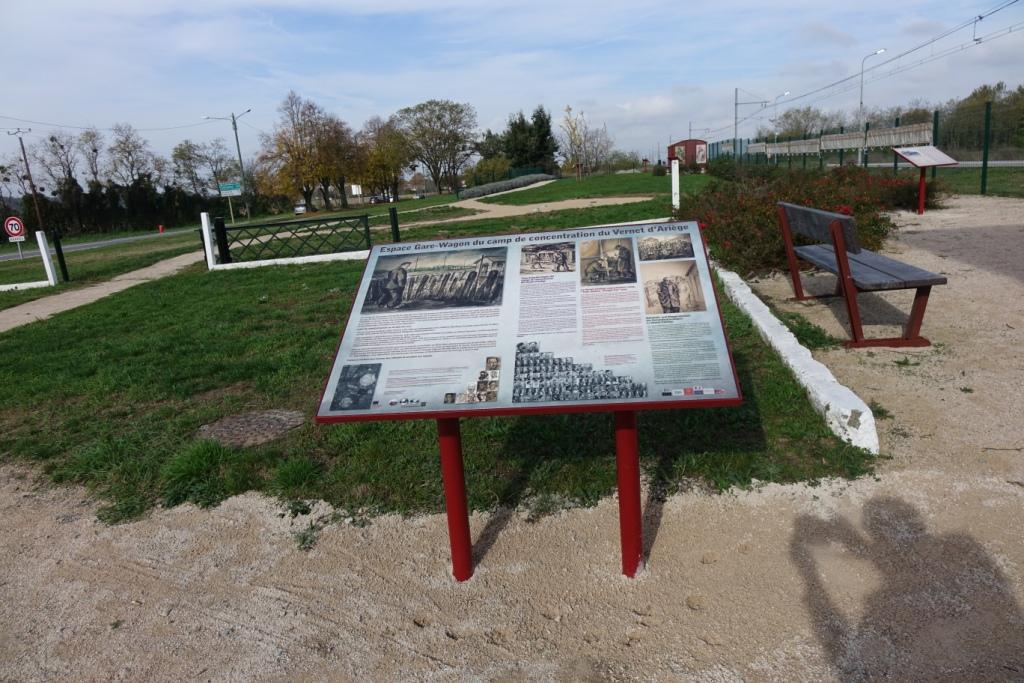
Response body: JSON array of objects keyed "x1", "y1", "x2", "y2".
[{"x1": 892, "y1": 146, "x2": 958, "y2": 215}]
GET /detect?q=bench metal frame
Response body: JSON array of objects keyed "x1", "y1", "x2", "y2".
[{"x1": 777, "y1": 204, "x2": 936, "y2": 349}]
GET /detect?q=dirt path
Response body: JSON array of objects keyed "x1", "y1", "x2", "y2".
[
  {"x1": 2, "y1": 196, "x2": 1024, "y2": 681},
  {"x1": 0, "y1": 251, "x2": 203, "y2": 334},
  {"x1": 398, "y1": 194, "x2": 655, "y2": 229}
]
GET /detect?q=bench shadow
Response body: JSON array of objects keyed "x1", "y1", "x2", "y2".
[
  {"x1": 474, "y1": 352, "x2": 767, "y2": 569},
  {"x1": 791, "y1": 495, "x2": 1024, "y2": 679},
  {"x1": 795, "y1": 273, "x2": 921, "y2": 332}
]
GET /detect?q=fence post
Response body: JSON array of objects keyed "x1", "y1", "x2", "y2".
[
  {"x1": 931, "y1": 110, "x2": 939, "y2": 179},
  {"x1": 839, "y1": 126, "x2": 845, "y2": 167},
  {"x1": 362, "y1": 215, "x2": 372, "y2": 248},
  {"x1": 213, "y1": 216, "x2": 232, "y2": 264},
  {"x1": 893, "y1": 115, "x2": 900, "y2": 176},
  {"x1": 388, "y1": 206, "x2": 401, "y2": 243},
  {"x1": 819, "y1": 129, "x2": 824, "y2": 170},
  {"x1": 981, "y1": 100, "x2": 992, "y2": 195},
  {"x1": 863, "y1": 122, "x2": 870, "y2": 168}
]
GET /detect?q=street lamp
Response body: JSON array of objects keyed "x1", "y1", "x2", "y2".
[
  {"x1": 204, "y1": 108, "x2": 252, "y2": 220},
  {"x1": 859, "y1": 48, "x2": 885, "y2": 165},
  {"x1": 771, "y1": 90, "x2": 790, "y2": 148}
]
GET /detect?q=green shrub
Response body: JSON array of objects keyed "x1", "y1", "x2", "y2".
[
  {"x1": 676, "y1": 166, "x2": 942, "y2": 275},
  {"x1": 651, "y1": 162, "x2": 666, "y2": 177}
]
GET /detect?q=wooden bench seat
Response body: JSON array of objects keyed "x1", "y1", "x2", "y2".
[
  {"x1": 777, "y1": 201, "x2": 946, "y2": 348},
  {"x1": 793, "y1": 244, "x2": 947, "y2": 291}
]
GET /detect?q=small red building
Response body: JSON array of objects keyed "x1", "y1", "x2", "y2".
[{"x1": 667, "y1": 139, "x2": 708, "y2": 167}]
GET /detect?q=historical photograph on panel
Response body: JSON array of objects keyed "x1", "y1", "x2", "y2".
[
  {"x1": 639, "y1": 260, "x2": 707, "y2": 315},
  {"x1": 578, "y1": 238, "x2": 636, "y2": 286},
  {"x1": 637, "y1": 233, "x2": 695, "y2": 261},
  {"x1": 362, "y1": 247, "x2": 507, "y2": 313},
  {"x1": 519, "y1": 242, "x2": 576, "y2": 274},
  {"x1": 329, "y1": 363, "x2": 382, "y2": 411},
  {"x1": 512, "y1": 341, "x2": 648, "y2": 403}
]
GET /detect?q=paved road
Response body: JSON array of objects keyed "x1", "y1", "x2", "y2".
[{"x1": 0, "y1": 227, "x2": 197, "y2": 263}]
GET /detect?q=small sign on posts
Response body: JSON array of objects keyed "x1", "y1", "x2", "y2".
[
  {"x1": 316, "y1": 221, "x2": 742, "y2": 582},
  {"x1": 218, "y1": 182, "x2": 242, "y2": 197},
  {"x1": 219, "y1": 182, "x2": 242, "y2": 224},
  {"x1": 893, "y1": 146, "x2": 957, "y2": 215}
]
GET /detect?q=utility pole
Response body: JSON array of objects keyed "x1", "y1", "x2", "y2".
[
  {"x1": 734, "y1": 88, "x2": 768, "y2": 160},
  {"x1": 205, "y1": 109, "x2": 252, "y2": 221},
  {"x1": 7, "y1": 128, "x2": 69, "y2": 281}
]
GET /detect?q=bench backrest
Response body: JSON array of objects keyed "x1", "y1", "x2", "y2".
[{"x1": 777, "y1": 202, "x2": 861, "y2": 254}]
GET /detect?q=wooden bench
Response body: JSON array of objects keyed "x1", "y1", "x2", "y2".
[{"x1": 776, "y1": 202, "x2": 946, "y2": 348}]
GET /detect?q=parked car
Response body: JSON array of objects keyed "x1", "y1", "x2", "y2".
[
  {"x1": 368, "y1": 195, "x2": 387, "y2": 204},
  {"x1": 294, "y1": 203, "x2": 307, "y2": 215},
  {"x1": 412, "y1": 193, "x2": 426, "y2": 200}
]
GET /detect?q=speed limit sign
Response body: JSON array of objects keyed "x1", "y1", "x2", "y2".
[{"x1": 4, "y1": 216, "x2": 26, "y2": 243}]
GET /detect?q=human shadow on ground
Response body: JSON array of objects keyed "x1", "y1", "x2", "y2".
[
  {"x1": 903, "y1": 223, "x2": 1024, "y2": 287},
  {"x1": 791, "y1": 496, "x2": 1024, "y2": 680},
  {"x1": 474, "y1": 354, "x2": 768, "y2": 569}
]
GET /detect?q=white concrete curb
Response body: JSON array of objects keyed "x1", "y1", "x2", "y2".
[
  {"x1": 717, "y1": 267, "x2": 879, "y2": 454},
  {"x1": 208, "y1": 250, "x2": 370, "y2": 270}
]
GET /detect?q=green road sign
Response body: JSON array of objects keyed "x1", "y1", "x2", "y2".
[{"x1": 219, "y1": 182, "x2": 242, "y2": 197}]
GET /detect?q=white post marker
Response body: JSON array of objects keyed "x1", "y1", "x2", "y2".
[
  {"x1": 200, "y1": 212, "x2": 217, "y2": 269},
  {"x1": 35, "y1": 231, "x2": 58, "y2": 286},
  {"x1": 671, "y1": 159, "x2": 681, "y2": 210}
]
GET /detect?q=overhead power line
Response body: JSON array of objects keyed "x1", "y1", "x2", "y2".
[{"x1": 0, "y1": 114, "x2": 218, "y2": 133}]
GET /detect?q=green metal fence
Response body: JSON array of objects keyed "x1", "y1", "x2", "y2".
[{"x1": 714, "y1": 99, "x2": 1024, "y2": 198}]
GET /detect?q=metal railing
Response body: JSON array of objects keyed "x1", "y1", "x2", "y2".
[{"x1": 212, "y1": 214, "x2": 371, "y2": 264}]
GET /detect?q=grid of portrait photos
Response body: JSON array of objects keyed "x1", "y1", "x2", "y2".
[
  {"x1": 512, "y1": 341, "x2": 648, "y2": 403},
  {"x1": 445, "y1": 356, "x2": 501, "y2": 404},
  {"x1": 637, "y1": 233, "x2": 707, "y2": 316}
]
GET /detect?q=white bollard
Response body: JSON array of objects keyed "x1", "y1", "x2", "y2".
[
  {"x1": 671, "y1": 159, "x2": 680, "y2": 211},
  {"x1": 36, "y1": 231, "x2": 58, "y2": 286},
  {"x1": 200, "y1": 212, "x2": 217, "y2": 269}
]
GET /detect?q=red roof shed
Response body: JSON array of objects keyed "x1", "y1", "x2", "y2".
[{"x1": 667, "y1": 139, "x2": 708, "y2": 167}]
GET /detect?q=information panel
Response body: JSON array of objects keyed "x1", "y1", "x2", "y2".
[{"x1": 316, "y1": 221, "x2": 741, "y2": 422}]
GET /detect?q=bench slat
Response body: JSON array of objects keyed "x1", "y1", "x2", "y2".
[
  {"x1": 778, "y1": 202, "x2": 861, "y2": 254},
  {"x1": 794, "y1": 245, "x2": 947, "y2": 291}
]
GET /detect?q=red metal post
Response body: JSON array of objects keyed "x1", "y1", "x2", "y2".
[
  {"x1": 918, "y1": 167, "x2": 927, "y2": 215},
  {"x1": 614, "y1": 411, "x2": 643, "y2": 578},
  {"x1": 437, "y1": 418, "x2": 473, "y2": 582}
]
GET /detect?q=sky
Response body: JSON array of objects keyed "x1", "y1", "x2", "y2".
[{"x1": 1, "y1": 0, "x2": 1022, "y2": 167}]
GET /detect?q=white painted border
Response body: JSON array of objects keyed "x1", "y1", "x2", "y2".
[
  {"x1": 208, "y1": 250, "x2": 370, "y2": 270},
  {"x1": 0, "y1": 280, "x2": 51, "y2": 292},
  {"x1": 716, "y1": 267, "x2": 879, "y2": 453}
]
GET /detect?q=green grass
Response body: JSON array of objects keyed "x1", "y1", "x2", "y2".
[
  {"x1": 0, "y1": 232, "x2": 201, "y2": 311},
  {"x1": 932, "y1": 166, "x2": 1024, "y2": 198},
  {"x1": 0, "y1": 255, "x2": 875, "y2": 523},
  {"x1": 480, "y1": 173, "x2": 712, "y2": 205},
  {"x1": 769, "y1": 307, "x2": 842, "y2": 350}
]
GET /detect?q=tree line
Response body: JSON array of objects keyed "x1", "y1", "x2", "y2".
[{"x1": 1, "y1": 93, "x2": 642, "y2": 236}]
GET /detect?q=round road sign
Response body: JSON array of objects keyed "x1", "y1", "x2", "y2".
[{"x1": 4, "y1": 216, "x2": 26, "y2": 238}]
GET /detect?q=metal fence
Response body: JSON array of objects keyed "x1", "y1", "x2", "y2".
[
  {"x1": 709, "y1": 99, "x2": 1024, "y2": 197},
  {"x1": 212, "y1": 214, "x2": 371, "y2": 265}
]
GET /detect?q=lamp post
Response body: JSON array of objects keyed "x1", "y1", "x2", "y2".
[
  {"x1": 204, "y1": 109, "x2": 252, "y2": 220},
  {"x1": 859, "y1": 48, "x2": 885, "y2": 165},
  {"x1": 771, "y1": 91, "x2": 790, "y2": 156}
]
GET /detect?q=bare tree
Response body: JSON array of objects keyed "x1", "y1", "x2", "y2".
[
  {"x1": 106, "y1": 123, "x2": 154, "y2": 185},
  {"x1": 199, "y1": 138, "x2": 236, "y2": 193},
  {"x1": 171, "y1": 140, "x2": 206, "y2": 195},
  {"x1": 77, "y1": 128, "x2": 105, "y2": 185},
  {"x1": 34, "y1": 133, "x2": 79, "y2": 189},
  {"x1": 558, "y1": 106, "x2": 612, "y2": 177}
]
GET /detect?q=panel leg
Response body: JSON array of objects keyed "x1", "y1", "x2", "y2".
[
  {"x1": 437, "y1": 418, "x2": 473, "y2": 582},
  {"x1": 614, "y1": 411, "x2": 643, "y2": 578}
]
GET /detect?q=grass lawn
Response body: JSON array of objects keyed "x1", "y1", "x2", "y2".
[
  {"x1": 932, "y1": 166, "x2": 1024, "y2": 198},
  {"x1": 367, "y1": 204, "x2": 481, "y2": 227},
  {"x1": 0, "y1": 232, "x2": 201, "y2": 311},
  {"x1": 0, "y1": 257, "x2": 875, "y2": 525},
  {"x1": 480, "y1": 173, "x2": 713, "y2": 206}
]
